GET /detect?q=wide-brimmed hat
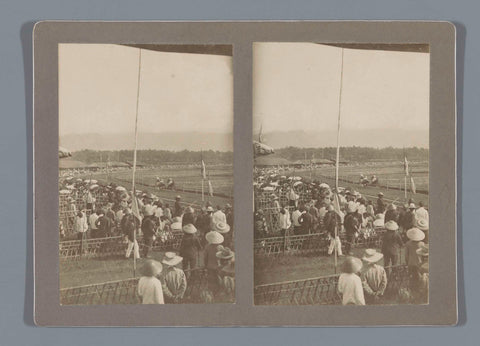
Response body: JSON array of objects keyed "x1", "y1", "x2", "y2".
[
  {"x1": 170, "y1": 222, "x2": 182, "y2": 231},
  {"x1": 185, "y1": 206, "x2": 194, "y2": 214},
  {"x1": 362, "y1": 249, "x2": 384, "y2": 263},
  {"x1": 373, "y1": 218, "x2": 385, "y2": 228},
  {"x1": 89, "y1": 184, "x2": 99, "y2": 190},
  {"x1": 407, "y1": 228, "x2": 425, "y2": 241},
  {"x1": 206, "y1": 231, "x2": 224, "y2": 244},
  {"x1": 175, "y1": 195, "x2": 181, "y2": 200},
  {"x1": 416, "y1": 218, "x2": 429, "y2": 231},
  {"x1": 162, "y1": 252, "x2": 183, "y2": 266},
  {"x1": 378, "y1": 192, "x2": 384, "y2": 197},
  {"x1": 182, "y1": 224, "x2": 197, "y2": 234},
  {"x1": 206, "y1": 206, "x2": 214, "y2": 212},
  {"x1": 409, "y1": 203, "x2": 416, "y2": 209},
  {"x1": 141, "y1": 259, "x2": 163, "y2": 277},
  {"x1": 216, "y1": 246, "x2": 235, "y2": 260},
  {"x1": 341, "y1": 256, "x2": 363, "y2": 274},
  {"x1": 384, "y1": 220, "x2": 399, "y2": 231},
  {"x1": 416, "y1": 244, "x2": 429, "y2": 256},
  {"x1": 214, "y1": 221, "x2": 230, "y2": 234}
]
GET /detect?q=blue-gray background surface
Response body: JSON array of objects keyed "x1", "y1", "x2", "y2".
[{"x1": 0, "y1": 0, "x2": 476, "y2": 345}]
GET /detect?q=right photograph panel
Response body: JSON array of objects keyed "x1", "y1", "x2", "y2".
[{"x1": 253, "y1": 42, "x2": 430, "y2": 306}]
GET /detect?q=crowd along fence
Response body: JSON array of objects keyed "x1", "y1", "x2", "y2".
[{"x1": 254, "y1": 264, "x2": 410, "y2": 305}]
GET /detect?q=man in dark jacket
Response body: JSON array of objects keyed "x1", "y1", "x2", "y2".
[
  {"x1": 381, "y1": 220, "x2": 404, "y2": 268},
  {"x1": 299, "y1": 210, "x2": 314, "y2": 235},
  {"x1": 376, "y1": 192, "x2": 387, "y2": 214},
  {"x1": 141, "y1": 215, "x2": 157, "y2": 258},
  {"x1": 384, "y1": 204, "x2": 400, "y2": 223},
  {"x1": 344, "y1": 210, "x2": 359, "y2": 255},
  {"x1": 95, "y1": 210, "x2": 113, "y2": 238}
]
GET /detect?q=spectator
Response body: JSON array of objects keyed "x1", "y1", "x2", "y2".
[{"x1": 137, "y1": 260, "x2": 164, "y2": 304}]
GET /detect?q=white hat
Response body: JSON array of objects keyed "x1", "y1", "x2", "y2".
[
  {"x1": 384, "y1": 220, "x2": 399, "y2": 231},
  {"x1": 409, "y1": 203, "x2": 416, "y2": 209},
  {"x1": 162, "y1": 252, "x2": 183, "y2": 266},
  {"x1": 416, "y1": 218, "x2": 429, "y2": 231},
  {"x1": 214, "y1": 221, "x2": 231, "y2": 234},
  {"x1": 89, "y1": 184, "x2": 99, "y2": 190},
  {"x1": 362, "y1": 249, "x2": 384, "y2": 263},
  {"x1": 206, "y1": 206, "x2": 214, "y2": 212},
  {"x1": 373, "y1": 218, "x2": 385, "y2": 228},
  {"x1": 170, "y1": 222, "x2": 182, "y2": 231},
  {"x1": 206, "y1": 231, "x2": 224, "y2": 244},
  {"x1": 182, "y1": 224, "x2": 197, "y2": 234},
  {"x1": 407, "y1": 228, "x2": 425, "y2": 241}
]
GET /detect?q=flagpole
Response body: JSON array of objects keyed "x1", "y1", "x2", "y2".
[
  {"x1": 334, "y1": 48, "x2": 345, "y2": 274},
  {"x1": 131, "y1": 48, "x2": 142, "y2": 277}
]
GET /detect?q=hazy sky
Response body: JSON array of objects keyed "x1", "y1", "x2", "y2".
[
  {"x1": 253, "y1": 42, "x2": 430, "y2": 147},
  {"x1": 59, "y1": 44, "x2": 233, "y2": 136}
]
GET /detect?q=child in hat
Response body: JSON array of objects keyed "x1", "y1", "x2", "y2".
[
  {"x1": 161, "y1": 252, "x2": 187, "y2": 303},
  {"x1": 215, "y1": 246, "x2": 235, "y2": 303},
  {"x1": 405, "y1": 228, "x2": 426, "y2": 288},
  {"x1": 361, "y1": 249, "x2": 388, "y2": 304},
  {"x1": 137, "y1": 259, "x2": 164, "y2": 304},
  {"x1": 204, "y1": 231, "x2": 224, "y2": 293},
  {"x1": 381, "y1": 221, "x2": 404, "y2": 267},
  {"x1": 337, "y1": 256, "x2": 365, "y2": 305}
]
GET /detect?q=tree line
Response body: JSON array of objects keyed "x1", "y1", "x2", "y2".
[
  {"x1": 72, "y1": 149, "x2": 233, "y2": 165},
  {"x1": 274, "y1": 146, "x2": 429, "y2": 162}
]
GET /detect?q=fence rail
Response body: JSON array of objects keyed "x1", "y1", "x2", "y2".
[
  {"x1": 59, "y1": 232, "x2": 184, "y2": 260},
  {"x1": 60, "y1": 268, "x2": 210, "y2": 305},
  {"x1": 254, "y1": 231, "x2": 385, "y2": 258},
  {"x1": 254, "y1": 265, "x2": 409, "y2": 305}
]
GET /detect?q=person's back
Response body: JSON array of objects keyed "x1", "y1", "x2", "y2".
[
  {"x1": 137, "y1": 276, "x2": 164, "y2": 304},
  {"x1": 204, "y1": 243, "x2": 221, "y2": 269},
  {"x1": 338, "y1": 273, "x2": 365, "y2": 305},
  {"x1": 405, "y1": 240, "x2": 424, "y2": 266}
]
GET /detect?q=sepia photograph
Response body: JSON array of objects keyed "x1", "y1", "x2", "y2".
[
  {"x1": 58, "y1": 44, "x2": 235, "y2": 305},
  {"x1": 253, "y1": 42, "x2": 430, "y2": 306}
]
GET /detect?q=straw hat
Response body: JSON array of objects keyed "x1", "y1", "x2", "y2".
[
  {"x1": 416, "y1": 244, "x2": 429, "y2": 257},
  {"x1": 206, "y1": 231, "x2": 224, "y2": 244},
  {"x1": 206, "y1": 206, "x2": 214, "y2": 212},
  {"x1": 185, "y1": 206, "x2": 194, "y2": 214},
  {"x1": 378, "y1": 192, "x2": 384, "y2": 197},
  {"x1": 141, "y1": 259, "x2": 163, "y2": 277},
  {"x1": 384, "y1": 220, "x2": 399, "y2": 231},
  {"x1": 170, "y1": 222, "x2": 182, "y2": 231},
  {"x1": 162, "y1": 252, "x2": 183, "y2": 266},
  {"x1": 387, "y1": 203, "x2": 397, "y2": 211},
  {"x1": 373, "y1": 218, "x2": 385, "y2": 228},
  {"x1": 417, "y1": 218, "x2": 429, "y2": 231},
  {"x1": 216, "y1": 246, "x2": 235, "y2": 260},
  {"x1": 409, "y1": 203, "x2": 416, "y2": 209},
  {"x1": 182, "y1": 224, "x2": 197, "y2": 234},
  {"x1": 214, "y1": 221, "x2": 230, "y2": 234},
  {"x1": 362, "y1": 249, "x2": 384, "y2": 263},
  {"x1": 407, "y1": 228, "x2": 425, "y2": 241},
  {"x1": 341, "y1": 256, "x2": 363, "y2": 274}
]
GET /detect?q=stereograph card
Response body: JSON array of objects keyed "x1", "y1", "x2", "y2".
[{"x1": 33, "y1": 21, "x2": 457, "y2": 326}]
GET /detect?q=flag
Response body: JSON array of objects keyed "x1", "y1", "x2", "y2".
[
  {"x1": 131, "y1": 191, "x2": 143, "y2": 223},
  {"x1": 201, "y1": 159, "x2": 207, "y2": 179},
  {"x1": 410, "y1": 176, "x2": 417, "y2": 194},
  {"x1": 208, "y1": 180, "x2": 214, "y2": 197},
  {"x1": 332, "y1": 193, "x2": 343, "y2": 218},
  {"x1": 404, "y1": 156, "x2": 409, "y2": 176}
]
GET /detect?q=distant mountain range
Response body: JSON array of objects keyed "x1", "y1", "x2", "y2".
[
  {"x1": 258, "y1": 129, "x2": 429, "y2": 149},
  {"x1": 60, "y1": 132, "x2": 233, "y2": 151}
]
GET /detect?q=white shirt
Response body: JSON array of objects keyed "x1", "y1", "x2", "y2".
[
  {"x1": 74, "y1": 215, "x2": 88, "y2": 233},
  {"x1": 137, "y1": 276, "x2": 164, "y2": 304},
  {"x1": 154, "y1": 207, "x2": 164, "y2": 218},
  {"x1": 212, "y1": 210, "x2": 227, "y2": 225},
  {"x1": 292, "y1": 210, "x2": 302, "y2": 227},
  {"x1": 89, "y1": 213, "x2": 99, "y2": 230},
  {"x1": 143, "y1": 203, "x2": 156, "y2": 216},
  {"x1": 415, "y1": 207, "x2": 429, "y2": 223},
  {"x1": 337, "y1": 273, "x2": 365, "y2": 305}
]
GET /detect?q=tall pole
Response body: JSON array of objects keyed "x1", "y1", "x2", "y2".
[
  {"x1": 132, "y1": 48, "x2": 142, "y2": 277},
  {"x1": 334, "y1": 48, "x2": 345, "y2": 274}
]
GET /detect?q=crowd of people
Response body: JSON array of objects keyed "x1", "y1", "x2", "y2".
[{"x1": 59, "y1": 176, "x2": 235, "y2": 304}]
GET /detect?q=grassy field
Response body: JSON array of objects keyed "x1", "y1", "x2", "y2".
[
  {"x1": 255, "y1": 247, "x2": 406, "y2": 285},
  {"x1": 79, "y1": 165, "x2": 233, "y2": 208},
  {"x1": 283, "y1": 161, "x2": 429, "y2": 205}
]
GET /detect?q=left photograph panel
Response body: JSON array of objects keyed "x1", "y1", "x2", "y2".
[{"x1": 58, "y1": 44, "x2": 235, "y2": 305}]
